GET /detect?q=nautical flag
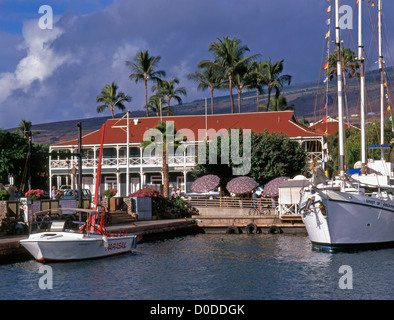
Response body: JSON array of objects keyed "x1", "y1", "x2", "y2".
[
  {"x1": 388, "y1": 105, "x2": 391, "y2": 112},
  {"x1": 323, "y1": 77, "x2": 328, "y2": 84},
  {"x1": 390, "y1": 138, "x2": 394, "y2": 144},
  {"x1": 322, "y1": 116, "x2": 327, "y2": 124},
  {"x1": 327, "y1": 5, "x2": 331, "y2": 13},
  {"x1": 324, "y1": 62, "x2": 329, "y2": 70},
  {"x1": 326, "y1": 19, "x2": 330, "y2": 26},
  {"x1": 325, "y1": 31, "x2": 330, "y2": 39},
  {"x1": 371, "y1": 2, "x2": 375, "y2": 7},
  {"x1": 324, "y1": 103, "x2": 328, "y2": 110},
  {"x1": 384, "y1": 82, "x2": 387, "y2": 88}
]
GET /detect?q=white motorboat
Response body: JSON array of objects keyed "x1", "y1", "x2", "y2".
[
  {"x1": 20, "y1": 208, "x2": 138, "y2": 262},
  {"x1": 300, "y1": 0, "x2": 394, "y2": 251}
]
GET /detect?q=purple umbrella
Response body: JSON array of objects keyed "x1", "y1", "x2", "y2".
[
  {"x1": 191, "y1": 174, "x2": 220, "y2": 193},
  {"x1": 226, "y1": 176, "x2": 257, "y2": 195},
  {"x1": 263, "y1": 177, "x2": 289, "y2": 196}
]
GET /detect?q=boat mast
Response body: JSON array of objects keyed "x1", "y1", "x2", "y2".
[
  {"x1": 378, "y1": 0, "x2": 385, "y2": 159},
  {"x1": 359, "y1": 0, "x2": 366, "y2": 167},
  {"x1": 335, "y1": 0, "x2": 345, "y2": 176}
]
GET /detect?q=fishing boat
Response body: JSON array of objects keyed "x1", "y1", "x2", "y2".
[
  {"x1": 21, "y1": 122, "x2": 139, "y2": 262},
  {"x1": 300, "y1": 0, "x2": 394, "y2": 251},
  {"x1": 20, "y1": 207, "x2": 138, "y2": 262}
]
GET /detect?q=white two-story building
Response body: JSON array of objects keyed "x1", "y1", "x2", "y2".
[{"x1": 49, "y1": 111, "x2": 324, "y2": 197}]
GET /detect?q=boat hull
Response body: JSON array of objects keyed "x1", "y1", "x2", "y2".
[
  {"x1": 20, "y1": 232, "x2": 137, "y2": 262},
  {"x1": 301, "y1": 190, "x2": 394, "y2": 251}
]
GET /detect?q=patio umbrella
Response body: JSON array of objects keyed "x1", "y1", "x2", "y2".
[
  {"x1": 263, "y1": 176, "x2": 289, "y2": 197},
  {"x1": 226, "y1": 176, "x2": 257, "y2": 195},
  {"x1": 191, "y1": 174, "x2": 220, "y2": 193}
]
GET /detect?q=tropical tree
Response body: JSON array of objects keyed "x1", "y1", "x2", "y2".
[
  {"x1": 268, "y1": 90, "x2": 294, "y2": 111},
  {"x1": 262, "y1": 58, "x2": 292, "y2": 110},
  {"x1": 141, "y1": 121, "x2": 185, "y2": 198},
  {"x1": 192, "y1": 129, "x2": 307, "y2": 190},
  {"x1": 246, "y1": 59, "x2": 268, "y2": 111},
  {"x1": 125, "y1": 50, "x2": 166, "y2": 117},
  {"x1": 232, "y1": 60, "x2": 253, "y2": 113},
  {"x1": 199, "y1": 36, "x2": 259, "y2": 113},
  {"x1": 148, "y1": 94, "x2": 174, "y2": 116},
  {"x1": 96, "y1": 82, "x2": 131, "y2": 119},
  {"x1": 187, "y1": 64, "x2": 224, "y2": 114},
  {"x1": 326, "y1": 47, "x2": 359, "y2": 82},
  {"x1": 152, "y1": 77, "x2": 187, "y2": 111}
]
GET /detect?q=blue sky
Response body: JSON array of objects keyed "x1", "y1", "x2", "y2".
[{"x1": 0, "y1": 0, "x2": 393, "y2": 129}]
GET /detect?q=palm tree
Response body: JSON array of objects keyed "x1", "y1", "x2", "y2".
[
  {"x1": 246, "y1": 59, "x2": 267, "y2": 111},
  {"x1": 17, "y1": 120, "x2": 38, "y2": 138},
  {"x1": 326, "y1": 48, "x2": 359, "y2": 125},
  {"x1": 262, "y1": 58, "x2": 292, "y2": 110},
  {"x1": 152, "y1": 77, "x2": 187, "y2": 111},
  {"x1": 326, "y1": 47, "x2": 359, "y2": 82},
  {"x1": 188, "y1": 64, "x2": 224, "y2": 114},
  {"x1": 232, "y1": 60, "x2": 253, "y2": 113},
  {"x1": 199, "y1": 36, "x2": 259, "y2": 113},
  {"x1": 96, "y1": 82, "x2": 131, "y2": 118},
  {"x1": 148, "y1": 94, "x2": 174, "y2": 116},
  {"x1": 268, "y1": 89, "x2": 294, "y2": 111},
  {"x1": 125, "y1": 50, "x2": 166, "y2": 117},
  {"x1": 141, "y1": 121, "x2": 184, "y2": 198}
]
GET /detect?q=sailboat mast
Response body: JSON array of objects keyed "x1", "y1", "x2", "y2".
[
  {"x1": 378, "y1": 0, "x2": 385, "y2": 158},
  {"x1": 335, "y1": 0, "x2": 345, "y2": 176},
  {"x1": 359, "y1": 0, "x2": 366, "y2": 166}
]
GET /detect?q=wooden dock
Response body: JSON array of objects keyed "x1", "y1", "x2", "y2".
[{"x1": 192, "y1": 206, "x2": 306, "y2": 234}]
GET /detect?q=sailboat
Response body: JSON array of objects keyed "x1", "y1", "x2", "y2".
[
  {"x1": 21, "y1": 124, "x2": 139, "y2": 262},
  {"x1": 300, "y1": 0, "x2": 394, "y2": 251}
]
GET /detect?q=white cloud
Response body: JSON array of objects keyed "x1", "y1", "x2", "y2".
[{"x1": 0, "y1": 17, "x2": 69, "y2": 105}]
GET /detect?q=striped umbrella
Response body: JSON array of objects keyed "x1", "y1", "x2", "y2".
[
  {"x1": 226, "y1": 176, "x2": 257, "y2": 195},
  {"x1": 191, "y1": 174, "x2": 220, "y2": 193}
]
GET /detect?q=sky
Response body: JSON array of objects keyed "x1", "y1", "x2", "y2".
[{"x1": 0, "y1": 0, "x2": 393, "y2": 129}]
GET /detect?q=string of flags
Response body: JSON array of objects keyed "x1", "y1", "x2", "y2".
[
  {"x1": 322, "y1": 1, "x2": 332, "y2": 128},
  {"x1": 356, "y1": 0, "x2": 376, "y2": 7}
]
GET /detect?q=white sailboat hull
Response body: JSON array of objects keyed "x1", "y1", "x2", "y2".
[
  {"x1": 20, "y1": 232, "x2": 138, "y2": 262},
  {"x1": 301, "y1": 189, "x2": 394, "y2": 251}
]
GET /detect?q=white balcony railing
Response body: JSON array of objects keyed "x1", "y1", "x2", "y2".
[{"x1": 50, "y1": 156, "x2": 196, "y2": 170}]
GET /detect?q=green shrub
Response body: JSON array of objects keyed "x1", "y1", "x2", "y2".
[{"x1": 0, "y1": 190, "x2": 10, "y2": 201}]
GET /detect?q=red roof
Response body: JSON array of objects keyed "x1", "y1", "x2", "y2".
[
  {"x1": 308, "y1": 117, "x2": 357, "y2": 136},
  {"x1": 52, "y1": 111, "x2": 321, "y2": 147}
]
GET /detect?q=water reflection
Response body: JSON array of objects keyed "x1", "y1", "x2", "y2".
[{"x1": 1, "y1": 234, "x2": 394, "y2": 300}]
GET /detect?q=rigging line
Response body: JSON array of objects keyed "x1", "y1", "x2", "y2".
[{"x1": 314, "y1": 0, "x2": 333, "y2": 125}]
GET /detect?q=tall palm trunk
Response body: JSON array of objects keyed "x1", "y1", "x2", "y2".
[
  {"x1": 162, "y1": 148, "x2": 169, "y2": 198},
  {"x1": 229, "y1": 73, "x2": 234, "y2": 113},
  {"x1": 256, "y1": 88, "x2": 260, "y2": 111},
  {"x1": 266, "y1": 86, "x2": 272, "y2": 111},
  {"x1": 144, "y1": 77, "x2": 148, "y2": 117},
  {"x1": 210, "y1": 87, "x2": 214, "y2": 114},
  {"x1": 237, "y1": 86, "x2": 242, "y2": 113}
]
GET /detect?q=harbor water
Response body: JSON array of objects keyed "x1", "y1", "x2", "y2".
[{"x1": 1, "y1": 233, "x2": 394, "y2": 300}]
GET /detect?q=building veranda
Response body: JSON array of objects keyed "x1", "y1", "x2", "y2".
[{"x1": 49, "y1": 111, "x2": 324, "y2": 198}]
